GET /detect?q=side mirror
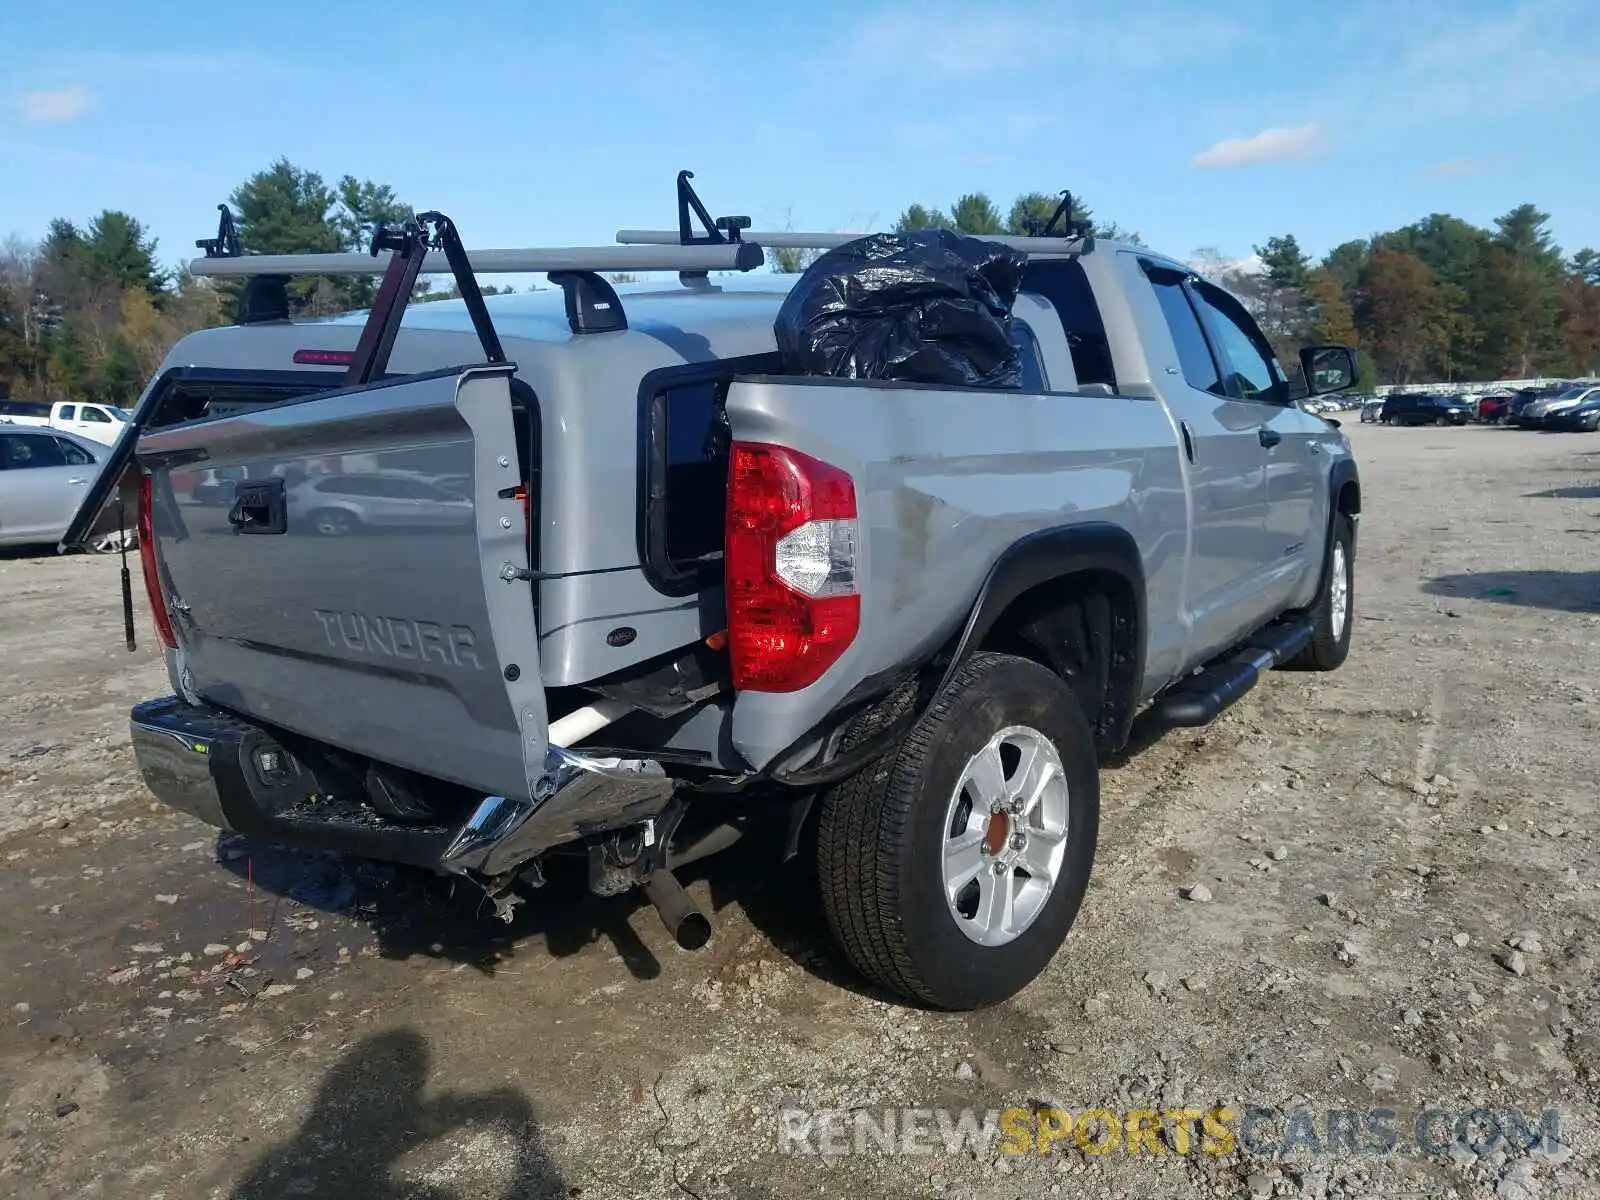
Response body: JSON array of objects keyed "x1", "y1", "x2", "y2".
[{"x1": 1299, "y1": 345, "x2": 1358, "y2": 396}]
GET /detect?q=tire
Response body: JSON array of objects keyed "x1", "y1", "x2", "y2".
[
  {"x1": 1435, "y1": 416, "x2": 1448, "y2": 426},
  {"x1": 1385, "y1": 414, "x2": 1400, "y2": 426},
  {"x1": 1286, "y1": 513, "x2": 1354, "y2": 671},
  {"x1": 308, "y1": 507, "x2": 357, "y2": 537},
  {"x1": 816, "y1": 651, "x2": 1100, "y2": 1011}
]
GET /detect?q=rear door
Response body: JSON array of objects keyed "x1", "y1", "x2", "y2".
[{"x1": 134, "y1": 365, "x2": 549, "y2": 801}]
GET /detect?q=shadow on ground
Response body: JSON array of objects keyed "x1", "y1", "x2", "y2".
[
  {"x1": 228, "y1": 1027, "x2": 570, "y2": 1200},
  {"x1": 1525, "y1": 485, "x2": 1600, "y2": 500},
  {"x1": 1422, "y1": 570, "x2": 1600, "y2": 614},
  {"x1": 213, "y1": 797, "x2": 885, "y2": 1001}
]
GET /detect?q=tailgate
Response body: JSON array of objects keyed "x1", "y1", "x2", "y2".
[{"x1": 138, "y1": 364, "x2": 547, "y2": 800}]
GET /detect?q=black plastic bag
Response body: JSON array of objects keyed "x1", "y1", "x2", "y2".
[{"x1": 774, "y1": 230, "x2": 1028, "y2": 388}]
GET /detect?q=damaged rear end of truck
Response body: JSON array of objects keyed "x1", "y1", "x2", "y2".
[{"x1": 63, "y1": 204, "x2": 771, "y2": 940}]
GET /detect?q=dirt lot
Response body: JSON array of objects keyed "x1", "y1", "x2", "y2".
[{"x1": 1, "y1": 422, "x2": 1596, "y2": 1200}]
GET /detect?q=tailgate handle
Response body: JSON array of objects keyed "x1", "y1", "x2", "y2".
[{"x1": 228, "y1": 478, "x2": 288, "y2": 535}]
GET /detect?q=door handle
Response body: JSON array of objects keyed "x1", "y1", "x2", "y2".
[
  {"x1": 67, "y1": 477, "x2": 86, "y2": 485},
  {"x1": 1258, "y1": 428, "x2": 1282, "y2": 448}
]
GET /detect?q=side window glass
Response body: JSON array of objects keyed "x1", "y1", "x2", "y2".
[
  {"x1": 1010, "y1": 321, "x2": 1049, "y2": 392},
  {"x1": 3, "y1": 435, "x2": 67, "y2": 469},
  {"x1": 1147, "y1": 272, "x2": 1224, "y2": 397},
  {"x1": 83, "y1": 406, "x2": 112, "y2": 423},
  {"x1": 659, "y1": 379, "x2": 727, "y2": 565},
  {"x1": 56, "y1": 438, "x2": 95, "y2": 466},
  {"x1": 59, "y1": 405, "x2": 77, "y2": 421},
  {"x1": 1018, "y1": 259, "x2": 1117, "y2": 389},
  {"x1": 1190, "y1": 282, "x2": 1287, "y2": 405}
]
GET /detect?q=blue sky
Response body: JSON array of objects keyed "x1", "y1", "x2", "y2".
[{"x1": 3, "y1": 0, "x2": 1597, "y2": 276}]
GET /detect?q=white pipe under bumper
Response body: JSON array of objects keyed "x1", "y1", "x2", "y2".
[{"x1": 547, "y1": 700, "x2": 634, "y2": 748}]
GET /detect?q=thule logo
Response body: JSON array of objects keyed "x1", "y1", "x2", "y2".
[{"x1": 313, "y1": 610, "x2": 483, "y2": 670}]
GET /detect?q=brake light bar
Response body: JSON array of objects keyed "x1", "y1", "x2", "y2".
[{"x1": 292, "y1": 349, "x2": 355, "y2": 366}]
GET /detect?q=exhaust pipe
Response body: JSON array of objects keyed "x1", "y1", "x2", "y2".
[{"x1": 641, "y1": 869, "x2": 712, "y2": 951}]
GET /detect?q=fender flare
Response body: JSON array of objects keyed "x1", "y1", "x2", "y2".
[
  {"x1": 1314, "y1": 457, "x2": 1361, "y2": 599},
  {"x1": 932, "y1": 522, "x2": 1148, "y2": 747}
]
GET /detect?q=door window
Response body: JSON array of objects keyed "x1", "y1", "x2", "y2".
[
  {"x1": 82, "y1": 406, "x2": 113, "y2": 423},
  {"x1": 0, "y1": 434, "x2": 68, "y2": 470},
  {"x1": 1147, "y1": 270, "x2": 1224, "y2": 396},
  {"x1": 58, "y1": 404, "x2": 77, "y2": 421},
  {"x1": 1187, "y1": 282, "x2": 1289, "y2": 406},
  {"x1": 55, "y1": 437, "x2": 95, "y2": 466}
]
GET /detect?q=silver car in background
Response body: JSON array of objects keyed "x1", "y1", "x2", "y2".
[{"x1": 0, "y1": 425, "x2": 130, "y2": 552}]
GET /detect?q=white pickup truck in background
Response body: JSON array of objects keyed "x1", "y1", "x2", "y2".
[{"x1": 0, "y1": 399, "x2": 132, "y2": 446}]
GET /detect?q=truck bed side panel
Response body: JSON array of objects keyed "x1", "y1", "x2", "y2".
[{"x1": 722, "y1": 377, "x2": 1188, "y2": 771}]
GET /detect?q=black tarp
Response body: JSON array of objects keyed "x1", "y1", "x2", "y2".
[{"x1": 773, "y1": 230, "x2": 1028, "y2": 389}]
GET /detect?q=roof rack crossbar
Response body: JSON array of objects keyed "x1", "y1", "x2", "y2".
[
  {"x1": 187, "y1": 242, "x2": 765, "y2": 278},
  {"x1": 616, "y1": 229, "x2": 1088, "y2": 257}
]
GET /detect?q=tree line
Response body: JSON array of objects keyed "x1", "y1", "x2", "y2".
[
  {"x1": 1211, "y1": 208, "x2": 1600, "y2": 385},
  {"x1": 3, "y1": 160, "x2": 1596, "y2": 406}
]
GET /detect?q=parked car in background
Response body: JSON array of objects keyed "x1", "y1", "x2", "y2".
[
  {"x1": 1517, "y1": 384, "x2": 1600, "y2": 429},
  {"x1": 1359, "y1": 399, "x2": 1386, "y2": 423},
  {"x1": 0, "y1": 399, "x2": 132, "y2": 446},
  {"x1": 1475, "y1": 391, "x2": 1515, "y2": 423},
  {"x1": 1508, "y1": 385, "x2": 1571, "y2": 427},
  {"x1": 1380, "y1": 393, "x2": 1473, "y2": 426},
  {"x1": 0, "y1": 426, "x2": 130, "y2": 552},
  {"x1": 1543, "y1": 390, "x2": 1600, "y2": 432}
]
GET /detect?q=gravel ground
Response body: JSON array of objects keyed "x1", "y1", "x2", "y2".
[{"x1": 0, "y1": 422, "x2": 1596, "y2": 1200}]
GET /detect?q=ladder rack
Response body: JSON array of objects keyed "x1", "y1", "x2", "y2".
[
  {"x1": 187, "y1": 241, "x2": 765, "y2": 278},
  {"x1": 615, "y1": 228, "x2": 1087, "y2": 257}
]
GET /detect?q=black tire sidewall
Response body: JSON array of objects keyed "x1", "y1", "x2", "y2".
[
  {"x1": 1317, "y1": 516, "x2": 1355, "y2": 660},
  {"x1": 889, "y1": 658, "x2": 1099, "y2": 1008}
]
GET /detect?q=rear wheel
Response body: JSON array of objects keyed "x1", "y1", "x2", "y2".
[
  {"x1": 816, "y1": 652, "x2": 1099, "y2": 1010},
  {"x1": 308, "y1": 507, "x2": 358, "y2": 537},
  {"x1": 1287, "y1": 514, "x2": 1354, "y2": 671}
]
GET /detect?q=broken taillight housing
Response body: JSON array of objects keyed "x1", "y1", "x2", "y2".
[
  {"x1": 725, "y1": 442, "x2": 859, "y2": 692},
  {"x1": 137, "y1": 472, "x2": 178, "y2": 649}
]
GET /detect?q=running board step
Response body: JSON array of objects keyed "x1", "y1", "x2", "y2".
[{"x1": 1150, "y1": 618, "x2": 1314, "y2": 729}]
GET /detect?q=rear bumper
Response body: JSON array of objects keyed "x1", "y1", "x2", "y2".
[{"x1": 130, "y1": 696, "x2": 677, "y2": 875}]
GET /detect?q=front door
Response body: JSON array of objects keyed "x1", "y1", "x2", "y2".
[
  {"x1": 0, "y1": 433, "x2": 94, "y2": 542},
  {"x1": 1183, "y1": 278, "x2": 1322, "y2": 615},
  {"x1": 1141, "y1": 262, "x2": 1271, "y2": 661}
]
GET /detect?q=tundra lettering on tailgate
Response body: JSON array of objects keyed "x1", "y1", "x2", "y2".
[{"x1": 313, "y1": 610, "x2": 483, "y2": 670}]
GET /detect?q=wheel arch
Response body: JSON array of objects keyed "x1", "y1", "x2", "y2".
[{"x1": 939, "y1": 523, "x2": 1147, "y2": 754}]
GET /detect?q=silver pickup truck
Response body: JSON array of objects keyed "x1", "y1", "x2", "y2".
[{"x1": 67, "y1": 184, "x2": 1361, "y2": 1011}]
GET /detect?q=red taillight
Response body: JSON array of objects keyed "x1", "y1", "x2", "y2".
[
  {"x1": 725, "y1": 443, "x2": 859, "y2": 692},
  {"x1": 137, "y1": 473, "x2": 178, "y2": 649}
]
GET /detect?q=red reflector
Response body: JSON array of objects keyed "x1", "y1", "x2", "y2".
[
  {"x1": 137, "y1": 473, "x2": 178, "y2": 650},
  {"x1": 292, "y1": 349, "x2": 354, "y2": 366},
  {"x1": 725, "y1": 443, "x2": 859, "y2": 693}
]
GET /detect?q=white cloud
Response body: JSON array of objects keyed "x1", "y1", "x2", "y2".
[
  {"x1": 17, "y1": 86, "x2": 95, "y2": 124},
  {"x1": 1191, "y1": 125, "x2": 1322, "y2": 170}
]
